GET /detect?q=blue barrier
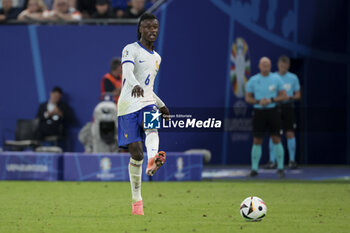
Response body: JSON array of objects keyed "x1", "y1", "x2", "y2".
[
  {"x1": 0, "y1": 152, "x2": 62, "y2": 181},
  {"x1": 63, "y1": 152, "x2": 203, "y2": 181},
  {"x1": 0, "y1": 152, "x2": 203, "y2": 181},
  {"x1": 150, "y1": 152, "x2": 203, "y2": 182},
  {"x1": 0, "y1": 0, "x2": 349, "y2": 165},
  {"x1": 63, "y1": 152, "x2": 147, "y2": 181}
]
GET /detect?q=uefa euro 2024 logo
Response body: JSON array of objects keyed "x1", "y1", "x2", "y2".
[
  {"x1": 97, "y1": 157, "x2": 115, "y2": 180},
  {"x1": 231, "y1": 37, "x2": 251, "y2": 98},
  {"x1": 100, "y1": 157, "x2": 111, "y2": 172},
  {"x1": 143, "y1": 109, "x2": 162, "y2": 129}
]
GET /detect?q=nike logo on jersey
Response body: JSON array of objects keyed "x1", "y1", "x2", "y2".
[{"x1": 139, "y1": 60, "x2": 145, "y2": 63}]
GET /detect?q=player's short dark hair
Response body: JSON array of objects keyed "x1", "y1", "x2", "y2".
[
  {"x1": 278, "y1": 55, "x2": 290, "y2": 64},
  {"x1": 51, "y1": 86, "x2": 63, "y2": 94},
  {"x1": 110, "y1": 57, "x2": 121, "y2": 71},
  {"x1": 137, "y1": 13, "x2": 158, "y2": 40}
]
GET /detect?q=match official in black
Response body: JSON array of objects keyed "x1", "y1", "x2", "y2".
[{"x1": 245, "y1": 57, "x2": 288, "y2": 178}]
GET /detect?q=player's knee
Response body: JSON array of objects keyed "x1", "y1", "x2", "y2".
[
  {"x1": 286, "y1": 131, "x2": 295, "y2": 139},
  {"x1": 131, "y1": 153, "x2": 143, "y2": 161},
  {"x1": 271, "y1": 135, "x2": 281, "y2": 144},
  {"x1": 129, "y1": 142, "x2": 143, "y2": 161},
  {"x1": 144, "y1": 128, "x2": 158, "y2": 137},
  {"x1": 253, "y1": 137, "x2": 263, "y2": 145},
  {"x1": 130, "y1": 150, "x2": 143, "y2": 161}
]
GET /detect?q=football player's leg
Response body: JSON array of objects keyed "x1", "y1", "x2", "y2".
[
  {"x1": 263, "y1": 137, "x2": 277, "y2": 169},
  {"x1": 251, "y1": 137, "x2": 263, "y2": 172},
  {"x1": 128, "y1": 141, "x2": 144, "y2": 215},
  {"x1": 271, "y1": 135, "x2": 284, "y2": 171},
  {"x1": 286, "y1": 130, "x2": 297, "y2": 167},
  {"x1": 269, "y1": 137, "x2": 275, "y2": 163},
  {"x1": 144, "y1": 129, "x2": 166, "y2": 176},
  {"x1": 283, "y1": 105, "x2": 297, "y2": 168},
  {"x1": 250, "y1": 109, "x2": 264, "y2": 176},
  {"x1": 269, "y1": 108, "x2": 284, "y2": 172},
  {"x1": 145, "y1": 129, "x2": 159, "y2": 162}
]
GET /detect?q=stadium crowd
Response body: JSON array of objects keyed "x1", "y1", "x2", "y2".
[{"x1": 0, "y1": 0, "x2": 154, "y2": 22}]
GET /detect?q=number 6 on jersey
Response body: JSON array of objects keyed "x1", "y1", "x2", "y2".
[{"x1": 145, "y1": 74, "x2": 150, "y2": 85}]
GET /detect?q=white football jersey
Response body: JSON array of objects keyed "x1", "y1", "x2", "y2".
[{"x1": 118, "y1": 41, "x2": 161, "y2": 116}]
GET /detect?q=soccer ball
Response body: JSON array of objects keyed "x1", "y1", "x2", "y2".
[{"x1": 239, "y1": 196, "x2": 267, "y2": 221}]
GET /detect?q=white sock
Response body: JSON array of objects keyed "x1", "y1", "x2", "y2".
[
  {"x1": 145, "y1": 129, "x2": 159, "y2": 162},
  {"x1": 129, "y1": 158, "x2": 143, "y2": 203}
]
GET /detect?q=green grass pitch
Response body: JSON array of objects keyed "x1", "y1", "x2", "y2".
[{"x1": 0, "y1": 180, "x2": 349, "y2": 233}]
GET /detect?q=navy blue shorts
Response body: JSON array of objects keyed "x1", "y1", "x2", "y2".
[{"x1": 118, "y1": 104, "x2": 158, "y2": 148}]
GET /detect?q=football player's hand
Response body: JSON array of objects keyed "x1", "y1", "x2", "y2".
[
  {"x1": 259, "y1": 98, "x2": 269, "y2": 106},
  {"x1": 265, "y1": 98, "x2": 272, "y2": 105},
  {"x1": 131, "y1": 85, "x2": 144, "y2": 98},
  {"x1": 159, "y1": 106, "x2": 170, "y2": 121},
  {"x1": 52, "y1": 107, "x2": 63, "y2": 117}
]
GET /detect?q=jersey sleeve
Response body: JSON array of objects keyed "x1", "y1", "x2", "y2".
[
  {"x1": 122, "y1": 62, "x2": 140, "y2": 87},
  {"x1": 293, "y1": 75, "x2": 301, "y2": 92},
  {"x1": 245, "y1": 79, "x2": 254, "y2": 93},
  {"x1": 121, "y1": 44, "x2": 140, "y2": 87},
  {"x1": 121, "y1": 44, "x2": 136, "y2": 65}
]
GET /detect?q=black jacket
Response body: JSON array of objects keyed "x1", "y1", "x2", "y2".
[{"x1": 36, "y1": 101, "x2": 75, "y2": 138}]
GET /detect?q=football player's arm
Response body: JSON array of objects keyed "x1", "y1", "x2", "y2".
[
  {"x1": 292, "y1": 77, "x2": 301, "y2": 101},
  {"x1": 245, "y1": 92, "x2": 260, "y2": 105},
  {"x1": 292, "y1": 90, "x2": 301, "y2": 101},
  {"x1": 153, "y1": 92, "x2": 170, "y2": 121},
  {"x1": 122, "y1": 62, "x2": 143, "y2": 97},
  {"x1": 273, "y1": 90, "x2": 288, "y2": 102},
  {"x1": 270, "y1": 78, "x2": 288, "y2": 102},
  {"x1": 245, "y1": 80, "x2": 261, "y2": 105}
]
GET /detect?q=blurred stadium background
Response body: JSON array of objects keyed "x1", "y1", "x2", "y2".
[
  {"x1": 1, "y1": 0, "x2": 349, "y2": 164},
  {"x1": 1, "y1": 0, "x2": 350, "y2": 232}
]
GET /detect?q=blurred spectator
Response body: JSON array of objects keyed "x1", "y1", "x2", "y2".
[
  {"x1": 36, "y1": 86, "x2": 74, "y2": 140},
  {"x1": 43, "y1": 0, "x2": 53, "y2": 9},
  {"x1": 0, "y1": 0, "x2": 21, "y2": 22},
  {"x1": 12, "y1": 0, "x2": 26, "y2": 8},
  {"x1": 21, "y1": 0, "x2": 54, "y2": 9},
  {"x1": 67, "y1": 0, "x2": 75, "y2": 7},
  {"x1": 101, "y1": 58, "x2": 122, "y2": 105},
  {"x1": 3, "y1": 0, "x2": 27, "y2": 8},
  {"x1": 91, "y1": 0, "x2": 114, "y2": 19},
  {"x1": 145, "y1": 0, "x2": 155, "y2": 9},
  {"x1": 76, "y1": 0, "x2": 96, "y2": 18},
  {"x1": 17, "y1": 0, "x2": 47, "y2": 21},
  {"x1": 43, "y1": 0, "x2": 81, "y2": 21},
  {"x1": 123, "y1": 0, "x2": 144, "y2": 18},
  {"x1": 111, "y1": 0, "x2": 127, "y2": 18}
]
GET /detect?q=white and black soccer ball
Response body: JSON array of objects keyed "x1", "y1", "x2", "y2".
[{"x1": 240, "y1": 196, "x2": 267, "y2": 221}]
